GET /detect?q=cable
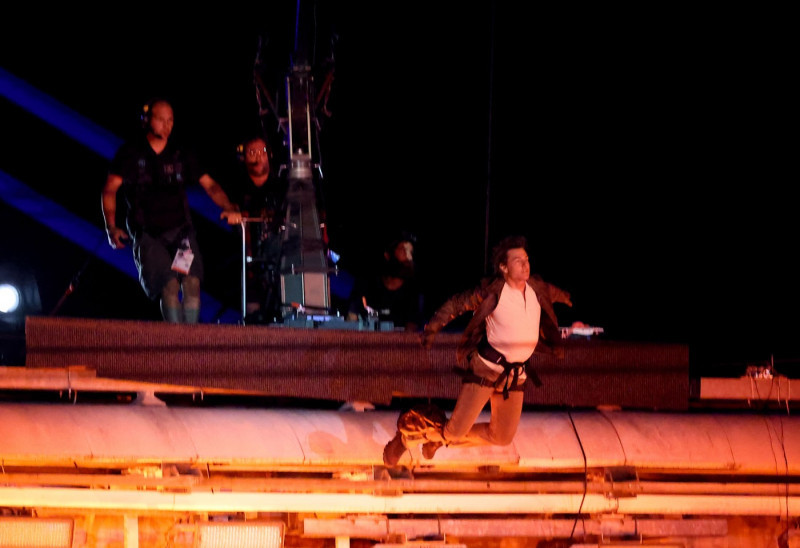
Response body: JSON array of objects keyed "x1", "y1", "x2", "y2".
[
  {"x1": 566, "y1": 411, "x2": 588, "y2": 542},
  {"x1": 49, "y1": 255, "x2": 91, "y2": 316}
]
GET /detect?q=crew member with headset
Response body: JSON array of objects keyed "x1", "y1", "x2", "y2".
[
  {"x1": 229, "y1": 134, "x2": 288, "y2": 324},
  {"x1": 101, "y1": 98, "x2": 242, "y2": 323}
]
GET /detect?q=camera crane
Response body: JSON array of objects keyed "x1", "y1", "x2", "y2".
[{"x1": 251, "y1": 1, "x2": 339, "y2": 325}]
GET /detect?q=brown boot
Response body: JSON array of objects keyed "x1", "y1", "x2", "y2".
[
  {"x1": 382, "y1": 432, "x2": 407, "y2": 466},
  {"x1": 422, "y1": 441, "x2": 443, "y2": 459}
]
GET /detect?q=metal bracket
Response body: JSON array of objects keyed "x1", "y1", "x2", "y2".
[{"x1": 602, "y1": 466, "x2": 640, "y2": 498}]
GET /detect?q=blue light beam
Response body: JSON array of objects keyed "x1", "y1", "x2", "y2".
[{"x1": 0, "y1": 66, "x2": 231, "y2": 230}]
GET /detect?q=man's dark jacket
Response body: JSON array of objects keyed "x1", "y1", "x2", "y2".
[{"x1": 422, "y1": 275, "x2": 572, "y2": 370}]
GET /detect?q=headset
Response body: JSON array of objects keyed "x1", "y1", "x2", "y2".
[
  {"x1": 236, "y1": 135, "x2": 273, "y2": 163},
  {"x1": 140, "y1": 97, "x2": 170, "y2": 128}
]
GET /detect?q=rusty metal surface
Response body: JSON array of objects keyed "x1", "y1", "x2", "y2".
[{"x1": 24, "y1": 316, "x2": 690, "y2": 410}]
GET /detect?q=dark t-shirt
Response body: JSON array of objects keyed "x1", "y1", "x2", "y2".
[
  {"x1": 230, "y1": 172, "x2": 288, "y2": 265},
  {"x1": 230, "y1": 172, "x2": 288, "y2": 236},
  {"x1": 109, "y1": 136, "x2": 205, "y2": 237}
]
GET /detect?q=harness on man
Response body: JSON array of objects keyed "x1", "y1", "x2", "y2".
[{"x1": 465, "y1": 338, "x2": 543, "y2": 400}]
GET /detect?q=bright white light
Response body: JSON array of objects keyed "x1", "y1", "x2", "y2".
[
  {"x1": 0, "y1": 283, "x2": 21, "y2": 313},
  {"x1": 197, "y1": 522, "x2": 284, "y2": 548},
  {"x1": 0, "y1": 517, "x2": 74, "y2": 547}
]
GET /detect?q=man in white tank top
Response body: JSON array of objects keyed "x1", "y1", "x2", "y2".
[{"x1": 383, "y1": 235, "x2": 572, "y2": 466}]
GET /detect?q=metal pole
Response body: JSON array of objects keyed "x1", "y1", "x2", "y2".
[{"x1": 241, "y1": 221, "x2": 247, "y2": 323}]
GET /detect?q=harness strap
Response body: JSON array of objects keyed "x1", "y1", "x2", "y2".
[
  {"x1": 476, "y1": 339, "x2": 543, "y2": 398},
  {"x1": 460, "y1": 371, "x2": 527, "y2": 396}
]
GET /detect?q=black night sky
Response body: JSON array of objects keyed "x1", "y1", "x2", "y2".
[{"x1": 0, "y1": 4, "x2": 795, "y2": 376}]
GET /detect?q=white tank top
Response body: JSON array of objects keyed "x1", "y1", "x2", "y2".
[{"x1": 480, "y1": 282, "x2": 541, "y2": 379}]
